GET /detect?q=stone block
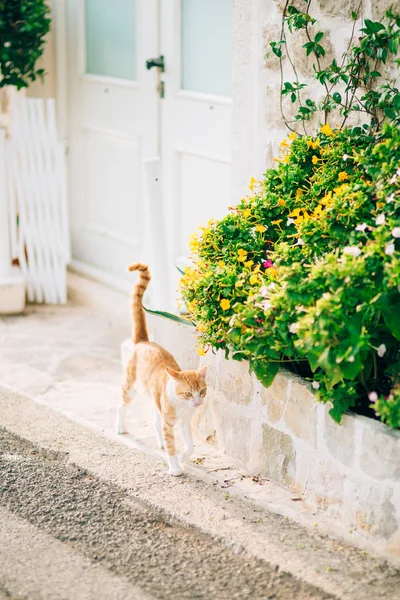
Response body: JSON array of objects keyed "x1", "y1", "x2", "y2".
[
  {"x1": 284, "y1": 380, "x2": 317, "y2": 446},
  {"x1": 324, "y1": 410, "x2": 356, "y2": 467},
  {"x1": 261, "y1": 373, "x2": 289, "y2": 424},
  {"x1": 289, "y1": 28, "x2": 336, "y2": 78},
  {"x1": 319, "y1": 0, "x2": 362, "y2": 18},
  {"x1": 359, "y1": 418, "x2": 400, "y2": 482},
  {"x1": 344, "y1": 480, "x2": 399, "y2": 540},
  {"x1": 262, "y1": 24, "x2": 284, "y2": 70},
  {"x1": 371, "y1": 0, "x2": 396, "y2": 20},
  {"x1": 307, "y1": 456, "x2": 345, "y2": 520},
  {"x1": 260, "y1": 423, "x2": 296, "y2": 488},
  {"x1": 213, "y1": 398, "x2": 252, "y2": 464},
  {"x1": 218, "y1": 358, "x2": 253, "y2": 405},
  {"x1": 0, "y1": 268, "x2": 25, "y2": 314},
  {"x1": 273, "y1": 0, "x2": 306, "y2": 11},
  {"x1": 265, "y1": 84, "x2": 297, "y2": 129},
  {"x1": 192, "y1": 392, "x2": 217, "y2": 445}
]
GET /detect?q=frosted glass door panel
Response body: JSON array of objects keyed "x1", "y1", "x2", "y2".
[
  {"x1": 181, "y1": 0, "x2": 232, "y2": 97},
  {"x1": 85, "y1": 0, "x2": 137, "y2": 80}
]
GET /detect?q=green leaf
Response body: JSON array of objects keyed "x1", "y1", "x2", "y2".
[
  {"x1": 385, "y1": 107, "x2": 396, "y2": 120},
  {"x1": 251, "y1": 360, "x2": 280, "y2": 388},
  {"x1": 332, "y1": 92, "x2": 342, "y2": 103},
  {"x1": 369, "y1": 71, "x2": 381, "y2": 78},
  {"x1": 363, "y1": 19, "x2": 385, "y2": 34},
  {"x1": 351, "y1": 10, "x2": 358, "y2": 20},
  {"x1": 314, "y1": 31, "x2": 324, "y2": 43},
  {"x1": 142, "y1": 305, "x2": 195, "y2": 327},
  {"x1": 382, "y1": 294, "x2": 400, "y2": 340},
  {"x1": 175, "y1": 265, "x2": 185, "y2": 275}
]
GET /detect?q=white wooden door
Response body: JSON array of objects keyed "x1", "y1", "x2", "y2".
[
  {"x1": 66, "y1": 0, "x2": 159, "y2": 289},
  {"x1": 161, "y1": 0, "x2": 232, "y2": 266}
]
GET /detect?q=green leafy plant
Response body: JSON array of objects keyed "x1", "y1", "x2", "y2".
[
  {"x1": 0, "y1": 0, "x2": 51, "y2": 89},
  {"x1": 179, "y1": 124, "x2": 400, "y2": 427},
  {"x1": 268, "y1": 2, "x2": 400, "y2": 132}
]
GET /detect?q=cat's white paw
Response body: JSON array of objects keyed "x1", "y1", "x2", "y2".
[
  {"x1": 169, "y1": 466, "x2": 183, "y2": 477},
  {"x1": 116, "y1": 425, "x2": 128, "y2": 435}
]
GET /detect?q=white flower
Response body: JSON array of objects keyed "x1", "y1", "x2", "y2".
[
  {"x1": 375, "y1": 214, "x2": 385, "y2": 225},
  {"x1": 390, "y1": 173, "x2": 398, "y2": 185},
  {"x1": 385, "y1": 243, "x2": 395, "y2": 256},
  {"x1": 356, "y1": 223, "x2": 368, "y2": 232},
  {"x1": 343, "y1": 246, "x2": 362, "y2": 257},
  {"x1": 259, "y1": 286, "x2": 270, "y2": 298},
  {"x1": 312, "y1": 381, "x2": 320, "y2": 390},
  {"x1": 296, "y1": 238, "x2": 304, "y2": 246},
  {"x1": 392, "y1": 227, "x2": 400, "y2": 238},
  {"x1": 348, "y1": 356, "x2": 355, "y2": 363},
  {"x1": 377, "y1": 344, "x2": 387, "y2": 357},
  {"x1": 386, "y1": 193, "x2": 395, "y2": 204},
  {"x1": 261, "y1": 300, "x2": 272, "y2": 311},
  {"x1": 289, "y1": 323, "x2": 300, "y2": 334},
  {"x1": 343, "y1": 154, "x2": 349, "y2": 161},
  {"x1": 287, "y1": 218, "x2": 295, "y2": 226},
  {"x1": 368, "y1": 391, "x2": 378, "y2": 402}
]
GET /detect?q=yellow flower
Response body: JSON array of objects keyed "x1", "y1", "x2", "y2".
[
  {"x1": 189, "y1": 235, "x2": 200, "y2": 252},
  {"x1": 280, "y1": 139, "x2": 289, "y2": 148},
  {"x1": 244, "y1": 260, "x2": 254, "y2": 268},
  {"x1": 307, "y1": 139, "x2": 320, "y2": 149},
  {"x1": 218, "y1": 260, "x2": 225, "y2": 268},
  {"x1": 272, "y1": 219, "x2": 283, "y2": 226},
  {"x1": 320, "y1": 123, "x2": 333, "y2": 136},
  {"x1": 313, "y1": 204, "x2": 324, "y2": 217},
  {"x1": 196, "y1": 346, "x2": 206, "y2": 356},
  {"x1": 269, "y1": 267, "x2": 279, "y2": 278},
  {"x1": 220, "y1": 299, "x2": 231, "y2": 310},
  {"x1": 338, "y1": 171, "x2": 349, "y2": 182},
  {"x1": 196, "y1": 323, "x2": 208, "y2": 333},
  {"x1": 296, "y1": 188, "x2": 304, "y2": 198},
  {"x1": 249, "y1": 274, "x2": 259, "y2": 285},
  {"x1": 312, "y1": 155, "x2": 319, "y2": 165},
  {"x1": 278, "y1": 198, "x2": 286, "y2": 206},
  {"x1": 249, "y1": 176, "x2": 257, "y2": 192},
  {"x1": 289, "y1": 208, "x2": 302, "y2": 217},
  {"x1": 237, "y1": 249, "x2": 248, "y2": 262},
  {"x1": 376, "y1": 202, "x2": 385, "y2": 209},
  {"x1": 288, "y1": 131, "x2": 297, "y2": 140},
  {"x1": 255, "y1": 224, "x2": 266, "y2": 233},
  {"x1": 243, "y1": 208, "x2": 251, "y2": 218},
  {"x1": 235, "y1": 280, "x2": 244, "y2": 288}
]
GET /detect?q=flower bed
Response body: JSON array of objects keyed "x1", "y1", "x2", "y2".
[{"x1": 180, "y1": 125, "x2": 400, "y2": 429}]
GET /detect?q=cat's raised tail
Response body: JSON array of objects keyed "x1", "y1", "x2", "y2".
[{"x1": 127, "y1": 262, "x2": 151, "y2": 343}]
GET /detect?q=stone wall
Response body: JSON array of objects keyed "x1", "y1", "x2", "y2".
[
  {"x1": 192, "y1": 348, "x2": 400, "y2": 558},
  {"x1": 232, "y1": 0, "x2": 398, "y2": 199}
]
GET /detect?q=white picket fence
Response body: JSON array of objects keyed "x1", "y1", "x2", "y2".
[{"x1": 6, "y1": 98, "x2": 70, "y2": 304}]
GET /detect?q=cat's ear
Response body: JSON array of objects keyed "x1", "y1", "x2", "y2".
[
  {"x1": 198, "y1": 366, "x2": 207, "y2": 379},
  {"x1": 165, "y1": 367, "x2": 183, "y2": 380}
]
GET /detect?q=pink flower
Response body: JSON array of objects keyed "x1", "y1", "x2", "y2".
[{"x1": 263, "y1": 259, "x2": 273, "y2": 269}]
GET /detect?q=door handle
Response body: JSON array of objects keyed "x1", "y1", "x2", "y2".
[{"x1": 146, "y1": 55, "x2": 164, "y2": 72}]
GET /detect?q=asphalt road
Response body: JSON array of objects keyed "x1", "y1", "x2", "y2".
[{"x1": 0, "y1": 428, "x2": 334, "y2": 600}]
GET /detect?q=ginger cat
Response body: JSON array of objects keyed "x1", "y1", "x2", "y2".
[{"x1": 116, "y1": 263, "x2": 207, "y2": 476}]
